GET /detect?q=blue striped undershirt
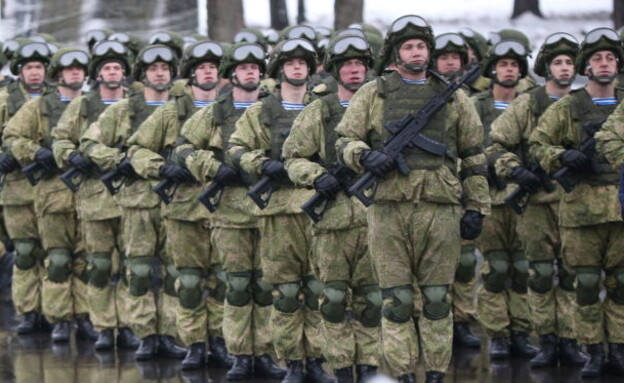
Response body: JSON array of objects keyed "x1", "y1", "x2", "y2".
[
  {"x1": 59, "y1": 95, "x2": 73, "y2": 103},
  {"x1": 548, "y1": 95, "x2": 560, "y2": 101},
  {"x1": 401, "y1": 77, "x2": 426, "y2": 85},
  {"x1": 145, "y1": 101, "x2": 167, "y2": 106},
  {"x1": 281, "y1": 101, "x2": 306, "y2": 111},
  {"x1": 494, "y1": 101, "x2": 510, "y2": 110},
  {"x1": 233, "y1": 101, "x2": 255, "y2": 110},
  {"x1": 339, "y1": 100, "x2": 350, "y2": 108},
  {"x1": 102, "y1": 99, "x2": 122, "y2": 105},
  {"x1": 194, "y1": 100, "x2": 214, "y2": 108},
  {"x1": 592, "y1": 97, "x2": 617, "y2": 106},
  {"x1": 29, "y1": 93, "x2": 42, "y2": 98}
]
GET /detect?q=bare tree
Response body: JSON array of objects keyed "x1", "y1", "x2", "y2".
[
  {"x1": 615, "y1": 0, "x2": 624, "y2": 30},
  {"x1": 297, "y1": 0, "x2": 307, "y2": 24},
  {"x1": 270, "y1": 0, "x2": 289, "y2": 30},
  {"x1": 334, "y1": 0, "x2": 363, "y2": 30},
  {"x1": 511, "y1": 0, "x2": 544, "y2": 19},
  {"x1": 207, "y1": 0, "x2": 245, "y2": 41}
]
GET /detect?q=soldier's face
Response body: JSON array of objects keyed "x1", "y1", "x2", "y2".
[
  {"x1": 234, "y1": 62, "x2": 261, "y2": 84},
  {"x1": 20, "y1": 61, "x2": 46, "y2": 85},
  {"x1": 586, "y1": 50, "x2": 618, "y2": 79},
  {"x1": 398, "y1": 39, "x2": 429, "y2": 66},
  {"x1": 194, "y1": 61, "x2": 219, "y2": 84},
  {"x1": 338, "y1": 59, "x2": 366, "y2": 86},
  {"x1": 494, "y1": 58, "x2": 520, "y2": 83},
  {"x1": 436, "y1": 53, "x2": 462, "y2": 74},
  {"x1": 548, "y1": 54, "x2": 575, "y2": 82},
  {"x1": 60, "y1": 65, "x2": 86, "y2": 85},
  {"x1": 282, "y1": 58, "x2": 309, "y2": 80},
  {"x1": 145, "y1": 61, "x2": 172, "y2": 85},
  {"x1": 98, "y1": 62, "x2": 124, "y2": 85}
]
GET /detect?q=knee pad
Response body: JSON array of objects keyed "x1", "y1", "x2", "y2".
[
  {"x1": 177, "y1": 268, "x2": 203, "y2": 309},
  {"x1": 127, "y1": 256, "x2": 153, "y2": 297},
  {"x1": 274, "y1": 282, "x2": 301, "y2": 313},
  {"x1": 320, "y1": 281, "x2": 348, "y2": 323},
  {"x1": 557, "y1": 259, "x2": 575, "y2": 292},
  {"x1": 511, "y1": 253, "x2": 529, "y2": 294},
  {"x1": 421, "y1": 285, "x2": 451, "y2": 320},
  {"x1": 251, "y1": 270, "x2": 273, "y2": 307},
  {"x1": 575, "y1": 267, "x2": 601, "y2": 306},
  {"x1": 226, "y1": 271, "x2": 252, "y2": 307},
  {"x1": 210, "y1": 264, "x2": 227, "y2": 303},
  {"x1": 302, "y1": 276, "x2": 324, "y2": 311},
  {"x1": 608, "y1": 267, "x2": 624, "y2": 305},
  {"x1": 163, "y1": 264, "x2": 179, "y2": 296},
  {"x1": 14, "y1": 239, "x2": 36, "y2": 270},
  {"x1": 381, "y1": 285, "x2": 413, "y2": 323},
  {"x1": 88, "y1": 252, "x2": 112, "y2": 288},
  {"x1": 483, "y1": 252, "x2": 509, "y2": 293},
  {"x1": 528, "y1": 260, "x2": 554, "y2": 294},
  {"x1": 353, "y1": 284, "x2": 382, "y2": 327},
  {"x1": 47, "y1": 248, "x2": 72, "y2": 283},
  {"x1": 455, "y1": 247, "x2": 477, "y2": 283}
]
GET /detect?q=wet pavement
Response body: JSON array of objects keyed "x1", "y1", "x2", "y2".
[{"x1": 0, "y1": 289, "x2": 622, "y2": 383}]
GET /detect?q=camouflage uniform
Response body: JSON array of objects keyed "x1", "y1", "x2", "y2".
[{"x1": 335, "y1": 71, "x2": 490, "y2": 376}]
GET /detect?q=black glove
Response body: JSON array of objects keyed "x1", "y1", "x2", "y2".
[
  {"x1": 213, "y1": 164, "x2": 238, "y2": 184},
  {"x1": 117, "y1": 157, "x2": 137, "y2": 177},
  {"x1": 559, "y1": 149, "x2": 590, "y2": 171},
  {"x1": 261, "y1": 159, "x2": 287, "y2": 181},
  {"x1": 314, "y1": 173, "x2": 341, "y2": 199},
  {"x1": 35, "y1": 147, "x2": 56, "y2": 171},
  {"x1": 360, "y1": 150, "x2": 393, "y2": 177},
  {"x1": 511, "y1": 167, "x2": 540, "y2": 193},
  {"x1": 460, "y1": 210, "x2": 484, "y2": 240},
  {"x1": 0, "y1": 153, "x2": 20, "y2": 173},
  {"x1": 159, "y1": 163, "x2": 195, "y2": 183},
  {"x1": 68, "y1": 152, "x2": 93, "y2": 172}
]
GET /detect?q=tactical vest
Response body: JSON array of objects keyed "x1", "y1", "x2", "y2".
[
  {"x1": 320, "y1": 93, "x2": 345, "y2": 166},
  {"x1": 80, "y1": 90, "x2": 109, "y2": 125},
  {"x1": 473, "y1": 90, "x2": 506, "y2": 146},
  {"x1": 212, "y1": 92, "x2": 245, "y2": 161},
  {"x1": 372, "y1": 71, "x2": 457, "y2": 173},
  {"x1": 175, "y1": 92, "x2": 198, "y2": 126},
  {"x1": 519, "y1": 86, "x2": 555, "y2": 167},
  {"x1": 40, "y1": 90, "x2": 70, "y2": 148},
  {"x1": 569, "y1": 88, "x2": 624, "y2": 186},
  {"x1": 128, "y1": 92, "x2": 161, "y2": 135},
  {"x1": 6, "y1": 81, "x2": 28, "y2": 118}
]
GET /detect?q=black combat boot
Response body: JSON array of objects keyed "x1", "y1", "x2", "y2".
[
  {"x1": 425, "y1": 371, "x2": 444, "y2": 383},
  {"x1": 95, "y1": 329, "x2": 114, "y2": 351},
  {"x1": 159, "y1": 335, "x2": 187, "y2": 359},
  {"x1": 489, "y1": 337, "x2": 510, "y2": 360},
  {"x1": 530, "y1": 333, "x2": 558, "y2": 368},
  {"x1": 510, "y1": 331, "x2": 538, "y2": 357},
  {"x1": 581, "y1": 343, "x2": 605, "y2": 378},
  {"x1": 75, "y1": 315, "x2": 99, "y2": 341},
  {"x1": 397, "y1": 373, "x2": 416, "y2": 383},
  {"x1": 355, "y1": 364, "x2": 377, "y2": 383},
  {"x1": 16, "y1": 311, "x2": 39, "y2": 335},
  {"x1": 607, "y1": 343, "x2": 624, "y2": 376},
  {"x1": 227, "y1": 355, "x2": 253, "y2": 380},
  {"x1": 181, "y1": 342, "x2": 207, "y2": 370},
  {"x1": 305, "y1": 357, "x2": 335, "y2": 383},
  {"x1": 453, "y1": 322, "x2": 481, "y2": 348},
  {"x1": 334, "y1": 367, "x2": 354, "y2": 383},
  {"x1": 282, "y1": 359, "x2": 304, "y2": 383},
  {"x1": 117, "y1": 327, "x2": 140, "y2": 349},
  {"x1": 254, "y1": 354, "x2": 287, "y2": 378},
  {"x1": 51, "y1": 320, "x2": 71, "y2": 343},
  {"x1": 558, "y1": 337, "x2": 588, "y2": 366},
  {"x1": 208, "y1": 335, "x2": 235, "y2": 367},
  {"x1": 135, "y1": 334, "x2": 159, "y2": 360}
]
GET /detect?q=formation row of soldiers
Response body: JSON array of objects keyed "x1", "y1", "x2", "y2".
[{"x1": 2, "y1": 14, "x2": 624, "y2": 383}]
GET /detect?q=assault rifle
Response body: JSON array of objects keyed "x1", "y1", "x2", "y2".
[
  {"x1": 504, "y1": 165, "x2": 555, "y2": 215},
  {"x1": 301, "y1": 164, "x2": 357, "y2": 223},
  {"x1": 197, "y1": 180, "x2": 225, "y2": 212},
  {"x1": 100, "y1": 145, "x2": 133, "y2": 196},
  {"x1": 22, "y1": 161, "x2": 58, "y2": 186},
  {"x1": 247, "y1": 175, "x2": 273, "y2": 210}
]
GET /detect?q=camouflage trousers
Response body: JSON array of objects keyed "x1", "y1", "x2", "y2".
[
  {"x1": 476, "y1": 204, "x2": 531, "y2": 338},
  {"x1": 123, "y1": 207, "x2": 177, "y2": 339},
  {"x1": 517, "y1": 201, "x2": 575, "y2": 339},
  {"x1": 314, "y1": 225, "x2": 380, "y2": 370},
  {"x1": 259, "y1": 213, "x2": 324, "y2": 361},
  {"x1": 368, "y1": 201, "x2": 461, "y2": 375},
  {"x1": 561, "y1": 222, "x2": 624, "y2": 345},
  {"x1": 218, "y1": 226, "x2": 273, "y2": 357},
  {"x1": 452, "y1": 242, "x2": 478, "y2": 323}
]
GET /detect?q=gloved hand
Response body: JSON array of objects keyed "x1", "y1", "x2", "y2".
[
  {"x1": 35, "y1": 147, "x2": 56, "y2": 171},
  {"x1": 619, "y1": 166, "x2": 624, "y2": 219},
  {"x1": 460, "y1": 210, "x2": 484, "y2": 240},
  {"x1": 0, "y1": 154, "x2": 20, "y2": 173},
  {"x1": 261, "y1": 159, "x2": 287, "y2": 181},
  {"x1": 68, "y1": 152, "x2": 93, "y2": 172},
  {"x1": 159, "y1": 163, "x2": 195, "y2": 183},
  {"x1": 360, "y1": 150, "x2": 393, "y2": 177},
  {"x1": 511, "y1": 167, "x2": 540, "y2": 193},
  {"x1": 118, "y1": 157, "x2": 137, "y2": 177},
  {"x1": 314, "y1": 173, "x2": 341, "y2": 199},
  {"x1": 213, "y1": 164, "x2": 238, "y2": 184},
  {"x1": 559, "y1": 149, "x2": 590, "y2": 171}
]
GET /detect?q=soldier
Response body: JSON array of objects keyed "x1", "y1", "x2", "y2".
[
  {"x1": 228, "y1": 38, "x2": 333, "y2": 383},
  {"x1": 0, "y1": 41, "x2": 53, "y2": 334},
  {"x1": 51, "y1": 40, "x2": 139, "y2": 350},
  {"x1": 487, "y1": 33, "x2": 588, "y2": 368},
  {"x1": 472, "y1": 38, "x2": 538, "y2": 360},
  {"x1": 174, "y1": 41, "x2": 286, "y2": 378},
  {"x1": 3, "y1": 47, "x2": 98, "y2": 343},
  {"x1": 533, "y1": 27, "x2": 624, "y2": 378},
  {"x1": 80, "y1": 44, "x2": 186, "y2": 360},
  {"x1": 282, "y1": 34, "x2": 381, "y2": 383},
  {"x1": 334, "y1": 15, "x2": 490, "y2": 383}
]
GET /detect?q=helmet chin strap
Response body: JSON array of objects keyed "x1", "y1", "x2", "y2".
[
  {"x1": 587, "y1": 67, "x2": 617, "y2": 85},
  {"x1": 491, "y1": 71, "x2": 519, "y2": 88},
  {"x1": 230, "y1": 73, "x2": 259, "y2": 91},
  {"x1": 400, "y1": 61, "x2": 427, "y2": 75},
  {"x1": 279, "y1": 70, "x2": 308, "y2": 86},
  {"x1": 546, "y1": 68, "x2": 575, "y2": 87},
  {"x1": 144, "y1": 80, "x2": 171, "y2": 92},
  {"x1": 191, "y1": 76, "x2": 218, "y2": 91},
  {"x1": 58, "y1": 79, "x2": 84, "y2": 90},
  {"x1": 22, "y1": 81, "x2": 45, "y2": 92}
]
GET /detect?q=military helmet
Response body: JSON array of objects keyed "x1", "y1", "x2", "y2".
[
  {"x1": 89, "y1": 40, "x2": 131, "y2": 81},
  {"x1": 458, "y1": 28, "x2": 488, "y2": 62},
  {"x1": 180, "y1": 40, "x2": 224, "y2": 79},
  {"x1": 267, "y1": 38, "x2": 317, "y2": 79},
  {"x1": 384, "y1": 15, "x2": 434, "y2": 51},
  {"x1": 219, "y1": 42, "x2": 266, "y2": 78},
  {"x1": 432, "y1": 33, "x2": 469, "y2": 66},
  {"x1": 324, "y1": 34, "x2": 374, "y2": 79},
  {"x1": 86, "y1": 29, "x2": 113, "y2": 52},
  {"x1": 494, "y1": 29, "x2": 532, "y2": 54},
  {"x1": 132, "y1": 44, "x2": 178, "y2": 80},
  {"x1": 2, "y1": 39, "x2": 23, "y2": 62},
  {"x1": 233, "y1": 28, "x2": 268, "y2": 51},
  {"x1": 148, "y1": 31, "x2": 184, "y2": 59},
  {"x1": 107, "y1": 32, "x2": 144, "y2": 57},
  {"x1": 533, "y1": 32, "x2": 579, "y2": 77},
  {"x1": 48, "y1": 47, "x2": 90, "y2": 79},
  {"x1": 264, "y1": 29, "x2": 280, "y2": 46},
  {"x1": 10, "y1": 41, "x2": 52, "y2": 75},
  {"x1": 349, "y1": 22, "x2": 383, "y2": 40},
  {"x1": 31, "y1": 33, "x2": 57, "y2": 43},
  {"x1": 482, "y1": 39, "x2": 529, "y2": 79},
  {"x1": 576, "y1": 27, "x2": 624, "y2": 73},
  {"x1": 315, "y1": 26, "x2": 334, "y2": 39},
  {"x1": 280, "y1": 25, "x2": 318, "y2": 44}
]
